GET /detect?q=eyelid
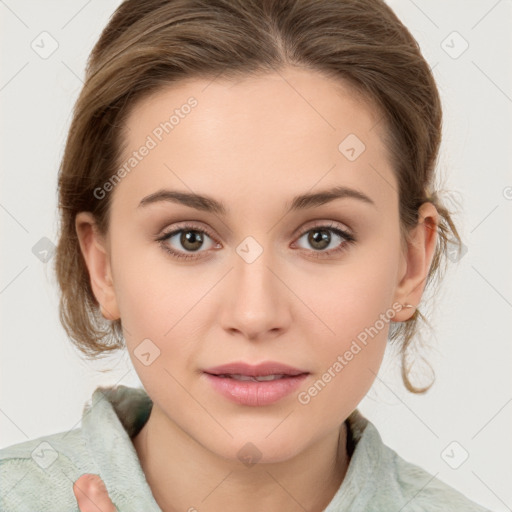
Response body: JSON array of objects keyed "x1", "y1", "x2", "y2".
[
  {"x1": 291, "y1": 220, "x2": 355, "y2": 256},
  {"x1": 293, "y1": 219, "x2": 353, "y2": 238},
  {"x1": 157, "y1": 220, "x2": 218, "y2": 240},
  {"x1": 157, "y1": 218, "x2": 353, "y2": 244},
  {"x1": 156, "y1": 218, "x2": 356, "y2": 264}
]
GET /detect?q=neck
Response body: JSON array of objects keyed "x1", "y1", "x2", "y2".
[{"x1": 132, "y1": 404, "x2": 351, "y2": 512}]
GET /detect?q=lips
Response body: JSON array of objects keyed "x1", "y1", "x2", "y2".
[
  {"x1": 203, "y1": 361, "x2": 309, "y2": 378},
  {"x1": 203, "y1": 362, "x2": 310, "y2": 406}
]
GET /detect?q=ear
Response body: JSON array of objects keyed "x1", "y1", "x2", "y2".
[
  {"x1": 75, "y1": 212, "x2": 120, "y2": 321},
  {"x1": 392, "y1": 202, "x2": 439, "y2": 322}
]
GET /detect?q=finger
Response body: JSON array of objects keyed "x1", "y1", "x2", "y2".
[{"x1": 73, "y1": 473, "x2": 117, "y2": 512}]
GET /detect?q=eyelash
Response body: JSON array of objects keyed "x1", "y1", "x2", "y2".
[{"x1": 155, "y1": 221, "x2": 356, "y2": 261}]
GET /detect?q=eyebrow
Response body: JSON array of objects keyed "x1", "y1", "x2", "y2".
[{"x1": 137, "y1": 185, "x2": 376, "y2": 215}]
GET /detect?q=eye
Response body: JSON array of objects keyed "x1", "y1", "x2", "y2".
[
  {"x1": 156, "y1": 222, "x2": 219, "y2": 261},
  {"x1": 293, "y1": 222, "x2": 356, "y2": 259},
  {"x1": 155, "y1": 220, "x2": 356, "y2": 262}
]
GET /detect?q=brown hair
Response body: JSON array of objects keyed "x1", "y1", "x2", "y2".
[{"x1": 54, "y1": 0, "x2": 462, "y2": 392}]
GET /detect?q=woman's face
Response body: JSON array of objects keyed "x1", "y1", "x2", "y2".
[{"x1": 88, "y1": 68, "x2": 416, "y2": 462}]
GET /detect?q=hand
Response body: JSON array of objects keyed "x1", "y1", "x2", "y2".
[{"x1": 73, "y1": 473, "x2": 117, "y2": 512}]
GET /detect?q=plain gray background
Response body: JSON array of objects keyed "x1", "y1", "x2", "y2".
[{"x1": 1, "y1": 1, "x2": 511, "y2": 510}]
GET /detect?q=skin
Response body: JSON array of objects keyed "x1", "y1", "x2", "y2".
[
  {"x1": 74, "y1": 67, "x2": 438, "y2": 512},
  {"x1": 73, "y1": 474, "x2": 116, "y2": 512}
]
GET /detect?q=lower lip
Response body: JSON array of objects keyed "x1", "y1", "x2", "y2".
[{"x1": 204, "y1": 373, "x2": 309, "y2": 406}]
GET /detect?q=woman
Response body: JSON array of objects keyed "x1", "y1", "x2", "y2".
[{"x1": 0, "y1": 0, "x2": 492, "y2": 510}]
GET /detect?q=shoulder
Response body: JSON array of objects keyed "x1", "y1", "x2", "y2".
[
  {"x1": 385, "y1": 447, "x2": 491, "y2": 511},
  {"x1": 0, "y1": 385, "x2": 156, "y2": 511},
  {"x1": 344, "y1": 410, "x2": 492, "y2": 512},
  {"x1": 0, "y1": 428, "x2": 98, "y2": 512}
]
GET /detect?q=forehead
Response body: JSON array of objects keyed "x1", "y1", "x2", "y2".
[{"x1": 113, "y1": 68, "x2": 396, "y2": 215}]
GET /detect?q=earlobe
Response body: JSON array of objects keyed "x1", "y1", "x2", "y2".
[
  {"x1": 392, "y1": 202, "x2": 439, "y2": 322},
  {"x1": 75, "y1": 212, "x2": 120, "y2": 321}
]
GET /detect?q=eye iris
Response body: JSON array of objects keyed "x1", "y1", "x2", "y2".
[
  {"x1": 181, "y1": 230, "x2": 204, "y2": 251},
  {"x1": 309, "y1": 229, "x2": 330, "y2": 250}
]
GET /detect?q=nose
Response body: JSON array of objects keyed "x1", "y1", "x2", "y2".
[{"x1": 219, "y1": 245, "x2": 291, "y2": 341}]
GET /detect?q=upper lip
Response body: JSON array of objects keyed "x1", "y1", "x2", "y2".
[{"x1": 203, "y1": 361, "x2": 309, "y2": 377}]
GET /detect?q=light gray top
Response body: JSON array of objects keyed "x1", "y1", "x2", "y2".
[{"x1": 0, "y1": 385, "x2": 491, "y2": 511}]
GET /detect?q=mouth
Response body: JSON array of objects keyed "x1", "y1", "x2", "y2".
[
  {"x1": 209, "y1": 373, "x2": 305, "y2": 382},
  {"x1": 202, "y1": 364, "x2": 310, "y2": 406},
  {"x1": 203, "y1": 361, "x2": 309, "y2": 379}
]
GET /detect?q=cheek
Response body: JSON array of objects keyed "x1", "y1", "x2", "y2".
[
  {"x1": 296, "y1": 251, "x2": 398, "y2": 346},
  {"x1": 297, "y1": 287, "x2": 391, "y2": 419},
  {"x1": 111, "y1": 243, "x2": 217, "y2": 377},
  {"x1": 293, "y1": 246, "x2": 399, "y2": 408},
  {"x1": 111, "y1": 228, "x2": 199, "y2": 331},
  {"x1": 304, "y1": 275, "x2": 391, "y2": 370},
  {"x1": 115, "y1": 270, "x2": 204, "y2": 350}
]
